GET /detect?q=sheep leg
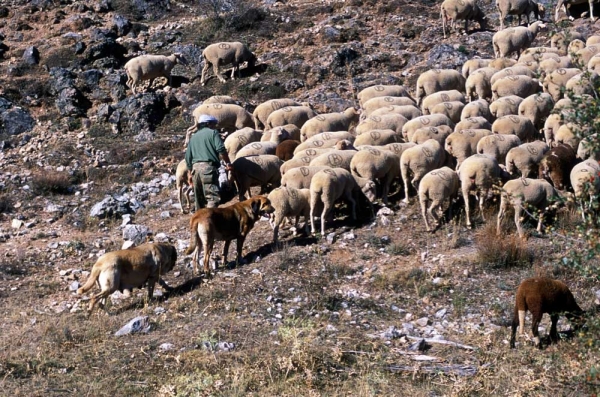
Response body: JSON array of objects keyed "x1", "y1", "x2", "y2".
[
  {"x1": 497, "y1": 196, "x2": 507, "y2": 235},
  {"x1": 344, "y1": 190, "x2": 358, "y2": 221},
  {"x1": 536, "y1": 208, "x2": 545, "y2": 234},
  {"x1": 463, "y1": 189, "x2": 472, "y2": 228},
  {"x1": 478, "y1": 189, "x2": 487, "y2": 221},
  {"x1": 231, "y1": 63, "x2": 238, "y2": 80},
  {"x1": 320, "y1": 201, "x2": 331, "y2": 236},
  {"x1": 178, "y1": 185, "x2": 185, "y2": 214},
  {"x1": 428, "y1": 199, "x2": 442, "y2": 230},
  {"x1": 514, "y1": 205, "x2": 525, "y2": 238},
  {"x1": 214, "y1": 61, "x2": 226, "y2": 83},
  {"x1": 272, "y1": 213, "x2": 282, "y2": 244},
  {"x1": 310, "y1": 194, "x2": 319, "y2": 235},
  {"x1": 420, "y1": 195, "x2": 431, "y2": 232},
  {"x1": 550, "y1": 314, "x2": 560, "y2": 344},
  {"x1": 200, "y1": 61, "x2": 211, "y2": 86}
]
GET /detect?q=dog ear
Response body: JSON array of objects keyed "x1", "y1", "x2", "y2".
[{"x1": 251, "y1": 198, "x2": 260, "y2": 215}]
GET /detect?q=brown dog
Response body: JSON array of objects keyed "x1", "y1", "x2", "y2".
[
  {"x1": 77, "y1": 242, "x2": 177, "y2": 314},
  {"x1": 185, "y1": 196, "x2": 275, "y2": 276}
]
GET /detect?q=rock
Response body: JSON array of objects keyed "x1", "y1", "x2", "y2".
[
  {"x1": 0, "y1": 108, "x2": 35, "y2": 136},
  {"x1": 426, "y1": 44, "x2": 469, "y2": 69},
  {"x1": 82, "y1": 39, "x2": 126, "y2": 65},
  {"x1": 415, "y1": 317, "x2": 429, "y2": 327},
  {"x1": 322, "y1": 26, "x2": 342, "y2": 43},
  {"x1": 342, "y1": 232, "x2": 355, "y2": 240},
  {"x1": 110, "y1": 92, "x2": 173, "y2": 133},
  {"x1": 11, "y1": 219, "x2": 24, "y2": 229},
  {"x1": 381, "y1": 326, "x2": 403, "y2": 340},
  {"x1": 90, "y1": 196, "x2": 136, "y2": 219},
  {"x1": 114, "y1": 316, "x2": 151, "y2": 336},
  {"x1": 122, "y1": 224, "x2": 151, "y2": 245},
  {"x1": 159, "y1": 342, "x2": 174, "y2": 351},
  {"x1": 69, "y1": 281, "x2": 80, "y2": 292},
  {"x1": 154, "y1": 306, "x2": 166, "y2": 314},
  {"x1": 0, "y1": 7, "x2": 8, "y2": 18},
  {"x1": 22, "y1": 46, "x2": 39, "y2": 65},
  {"x1": 326, "y1": 232, "x2": 336, "y2": 244},
  {"x1": 377, "y1": 207, "x2": 394, "y2": 216},
  {"x1": 112, "y1": 14, "x2": 131, "y2": 37},
  {"x1": 435, "y1": 308, "x2": 447, "y2": 318},
  {"x1": 121, "y1": 240, "x2": 135, "y2": 250}
]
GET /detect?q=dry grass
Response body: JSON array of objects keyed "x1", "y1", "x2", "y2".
[
  {"x1": 29, "y1": 172, "x2": 73, "y2": 195},
  {"x1": 475, "y1": 224, "x2": 535, "y2": 269}
]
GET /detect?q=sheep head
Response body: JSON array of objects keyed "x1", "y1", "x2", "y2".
[{"x1": 174, "y1": 53, "x2": 188, "y2": 66}]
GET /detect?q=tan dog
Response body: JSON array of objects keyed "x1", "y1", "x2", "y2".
[
  {"x1": 185, "y1": 196, "x2": 275, "y2": 276},
  {"x1": 77, "y1": 242, "x2": 177, "y2": 314}
]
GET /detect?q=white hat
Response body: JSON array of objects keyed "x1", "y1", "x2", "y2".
[{"x1": 198, "y1": 114, "x2": 218, "y2": 124}]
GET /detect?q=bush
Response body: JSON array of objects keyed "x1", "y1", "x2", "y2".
[
  {"x1": 0, "y1": 194, "x2": 13, "y2": 213},
  {"x1": 29, "y1": 172, "x2": 73, "y2": 195},
  {"x1": 475, "y1": 224, "x2": 534, "y2": 269}
]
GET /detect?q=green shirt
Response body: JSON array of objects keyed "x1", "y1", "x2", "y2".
[{"x1": 185, "y1": 127, "x2": 226, "y2": 170}]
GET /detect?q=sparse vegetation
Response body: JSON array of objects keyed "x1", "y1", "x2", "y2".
[
  {"x1": 29, "y1": 172, "x2": 73, "y2": 195},
  {"x1": 475, "y1": 224, "x2": 534, "y2": 269}
]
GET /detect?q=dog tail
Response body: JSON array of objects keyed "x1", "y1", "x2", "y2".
[
  {"x1": 185, "y1": 219, "x2": 199, "y2": 255},
  {"x1": 77, "y1": 264, "x2": 101, "y2": 295}
]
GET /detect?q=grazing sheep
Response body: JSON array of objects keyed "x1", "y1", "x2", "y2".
[
  {"x1": 430, "y1": 101, "x2": 465, "y2": 123},
  {"x1": 186, "y1": 104, "x2": 255, "y2": 146},
  {"x1": 518, "y1": 93, "x2": 554, "y2": 129},
  {"x1": 554, "y1": 123, "x2": 581, "y2": 149},
  {"x1": 505, "y1": 140, "x2": 550, "y2": 177},
  {"x1": 253, "y1": 99, "x2": 302, "y2": 130},
  {"x1": 572, "y1": 45, "x2": 600, "y2": 66},
  {"x1": 365, "y1": 105, "x2": 422, "y2": 121},
  {"x1": 510, "y1": 277, "x2": 585, "y2": 349},
  {"x1": 310, "y1": 149, "x2": 358, "y2": 170},
  {"x1": 538, "y1": 56, "x2": 574, "y2": 76},
  {"x1": 402, "y1": 114, "x2": 455, "y2": 141},
  {"x1": 543, "y1": 113, "x2": 563, "y2": 146},
  {"x1": 200, "y1": 42, "x2": 256, "y2": 85},
  {"x1": 457, "y1": 154, "x2": 503, "y2": 228},
  {"x1": 356, "y1": 114, "x2": 409, "y2": 136},
  {"x1": 235, "y1": 141, "x2": 277, "y2": 158},
  {"x1": 300, "y1": 107, "x2": 360, "y2": 141},
  {"x1": 543, "y1": 67, "x2": 582, "y2": 101},
  {"x1": 382, "y1": 142, "x2": 418, "y2": 158},
  {"x1": 276, "y1": 139, "x2": 301, "y2": 161},
  {"x1": 124, "y1": 53, "x2": 188, "y2": 95},
  {"x1": 224, "y1": 127, "x2": 263, "y2": 161},
  {"x1": 538, "y1": 143, "x2": 578, "y2": 190},
  {"x1": 231, "y1": 154, "x2": 283, "y2": 200},
  {"x1": 490, "y1": 95, "x2": 524, "y2": 118},
  {"x1": 416, "y1": 69, "x2": 466, "y2": 107},
  {"x1": 492, "y1": 115, "x2": 538, "y2": 142},
  {"x1": 418, "y1": 167, "x2": 460, "y2": 231},
  {"x1": 267, "y1": 187, "x2": 312, "y2": 243},
  {"x1": 357, "y1": 85, "x2": 414, "y2": 107},
  {"x1": 262, "y1": 125, "x2": 300, "y2": 143},
  {"x1": 294, "y1": 134, "x2": 355, "y2": 154},
  {"x1": 266, "y1": 106, "x2": 318, "y2": 130},
  {"x1": 280, "y1": 156, "x2": 316, "y2": 175},
  {"x1": 551, "y1": 30, "x2": 586, "y2": 54},
  {"x1": 176, "y1": 160, "x2": 193, "y2": 214},
  {"x1": 518, "y1": 51, "x2": 561, "y2": 64},
  {"x1": 490, "y1": 65, "x2": 536, "y2": 86},
  {"x1": 461, "y1": 99, "x2": 493, "y2": 121},
  {"x1": 496, "y1": 0, "x2": 545, "y2": 30},
  {"x1": 565, "y1": 71, "x2": 599, "y2": 98},
  {"x1": 577, "y1": 135, "x2": 600, "y2": 160},
  {"x1": 465, "y1": 67, "x2": 498, "y2": 102},
  {"x1": 568, "y1": 39, "x2": 586, "y2": 55},
  {"x1": 421, "y1": 90, "x2": 466, "y2": 114},
  {"x1": 350, "y1": 148, "x2": 401, "y2": 205},
  {"x1": 520, "y1": 45, "x2": 562, "y2": 57},
  {"x1": 570, "y1": 159, "x2": 600, "y2": 201},
  {"x1": 492, "y1": 22, "x2": 547, "y2": 59},
  {"x1": 400, "y1": 139, "x2": 446, "y2": 202},
  {"x1": 203, "y1": 95, "x2": 240, "y2": 105},
  {"x1": 293, "y1": 147, "x2": 333, "y2": 161},
  {"x1": 354, "y1": 129, "x2": 404, "y2": 146},
  {"x1": 281, "y1": 166, "x2": 330, "y2": 189},
  {"x1": 491, "y1": 75, "x2": 542, "y2": 101},
  {"x1": 477, "y1": 133, "x2": 522, "y2": 163},
  {"x1": 462, "y1": 58, "x2": 495, "y2": 78},
  {"x1": 361, "y1": 96, "x2": 417, "y2": 115},
  {"x1": 587, "y1": 53, "x2": 600, "y2": 72},
  {"x1": 310, "y1": 168, "x2": 376, "y2": 235},
  {"x1": 440, "y1": 0, "x2": 488, "y2": 38},
  {"x1": 587, "y1": 35, "x2": 600, "y2": 46},
  {"x1": 454, "y1": 116, "x2": 493, "y2": 133},
  {"x1": 489, "y1": 57, "x2": 518, "y2": 69},
  {"x1": 410, "y1": 125, "x2": 454, "y2": 145}
]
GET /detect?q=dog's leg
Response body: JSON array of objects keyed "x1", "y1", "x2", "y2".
[
  {"x1": 222, "y1": 239, "x2": 232, "y2": 267},
  {"x1": 203, "y1": 240, "x2": 213, "y2": 277},
  {"x1": 158, "y1": 277, "x2": 173, "y2": 292},
  {"x1": 235, "y1": 237, "x2": 245, "y2": 265}
]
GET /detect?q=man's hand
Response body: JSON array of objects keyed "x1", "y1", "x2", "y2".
[
  {"x1": 187, "y1": 171, "x2": 193, "y2": 187},
  {"x1": 225, "y1": 163, "x2": 233, "y2": 172}
]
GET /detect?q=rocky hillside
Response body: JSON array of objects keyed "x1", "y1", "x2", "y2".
[{"x1": 0, "y1": 0, "x2": 599, "y2": 395}]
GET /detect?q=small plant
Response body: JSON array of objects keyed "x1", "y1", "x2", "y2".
[
  {"x1": 385, "y1": 242, "x2": 411, "y2": 256},
  {"x1": 475, "y1": 224, "x2": 534, "y2": 269},
  {"x1": 29, "y1": 172, "x2": 73, "y2": 195},
  {"x1": 457, "y1": 45, "x2": 468, "y2": 54}
]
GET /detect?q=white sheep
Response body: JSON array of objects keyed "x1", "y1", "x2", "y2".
[
  {"x1": 266, "y1": 106, "x2": 318, "y2": 130},
  {"x1": 543, "y1": 113, "x2": 563, "y2": 146},
  {"x1": 175, "y1": 160, "x2": 193, "y2": 214},
  {"x1": 310, "y1": 168, "x2": 376, "y2": 235},
  {"x1": 300, "y1": 107, "x2": 360, "y2": 141},
  {"x1": 356, "y1": 114, "x2": 409, "y2": 136},
  {"x1": 357, "y1": 85, "x2": 414, "y2": 107},
  {"x1": 365, "y1": 105, "x2": 422, "y2": 121},
  {"x1": 492, "y1": 22, "x2": 547, "y2": 59},
  {"x1": 400, "y1": 139, "x2": 446, "y2": 202},
  {"x1": 267, "y1": 187, "x2": 312, "y2": 243},
  {"x1": 518, "y1": 50, "x2": 561, "y2": 64},
  {"x1": 497, "y1": 178, "x2": 558, "y2": 237},
  {"x1": 554, "y1": 123, "x2": 581, "y2": 149},
  {"x1": 465, "y1": 68, "x2": 495, "y2": 103},
  {"x1": 490, "y1": 65, "x2": 537, "y2": 86},
  {"x1": 577, "y1": 135, "x2": 600, "y2": 160},
  {"x1": 361, "y1": 96, "x2": 417, "y2": 115},
  {"x1": 572, "y1": 45, "x2": 600, "y2": 66},
  {"x1": 538, "y1": 56, "x2": 574, "y2": 76},
  {"x1": 565, "y1": 71, "x2": 599, "y2": 98},
  {"x1": 489, "y1": 58, "x2": 518, "y2": 69},
  {"x1": 496, "y1": 0, "x2": 545, "y2": 30},
  {"x1": 461, "y1": 99, "x2": 493, "y2": 121},
  {"x1": 253, "y1": 99, "x2": 302, "y2": 130},
  {"x1": 462, "y1": 58, "x2": 495, "y2": 78},
  {"x1": 281, "y1": 166, "x2": 330, "y2": 189},
  {"x1": 421, "y1": 90, "x2": 466, "y2": 115},
  {"x1": 587, "y1": 35, "x2": 600, "y2": 46},
  {"x1": 261, "y1": 124, "x2": 300, "y2": 143},
  {"x1": 543, "y1": 67, "x2": 584, "y2": 101},
  {"x1": 430, "y1": 101, "x2": 465, "y2": 123},
  {"x1": 186, "y1": 103, "x2": 255, "y2": 146},
  {"x1": 445, "y1": 129, "x2": 493, "y2": 168},
  {"x1": 489, "y1": 95, "x2": 524, "y2": 118},
  {"x1": 416, "y1": 69, "x2": 466, "y2": 107},
  {"x1": 477, "y1": 133, "x2": 522, "y2": 164},
  {"x1": 231, "y1": 154, "x2": 283, "y2": 200},
  {"x1": 454, "y1": 116, "x2": 493, "y2": 133},
  {"x1": 124, "y1": 53, "x2": 188, "y2": 95},
  {"x1": 491, "y1": 75, "x2": 542, "y2": 101},
  {"x1": 354, "y1": 129, "x2": 404, "y2": 146},
  {"x1": 587, "y1": 53, "x2": 600, "y2": 72},
  {"x1": 350, "y1": 148, "x2": 401, "y2": 205},
  {"x1": 224, "y1": 127, "x2": 263, "y2": 161},
  {"x1": 200, "y1": 42, "x2": 256, "y2": 85},
  {"x1": 551, "y1": 30, "x2": 586, "y2": 54},
  {"x1": 203, "y1": 95, "x2": 241, "y2": 105},
  {"x1": 505, "y1": 140, "x2": 550, "y2": 177},
  {"x1": 492, "y1": 115, "x2": 538, "y2": 142},
  {"x1": 457, "y1": 154, "x2": 503, "y2": 228},
  {"x1": 310, "y1": 149, "x2": 358, "y2": 170},
  {"x1": 518, "y1": 92, "x2": 555, "y2": 129},
  {"x1": 294, "y1": 131, "x2": 355, "y2": 153},
  {"x1": 418, "y1": 166, "x2": 460, "y2": 232},
  {"x1": 570, "y1": 159, "x2": 600, "y2": 219},
  {"x1": 280, "y1": 156, "x2": 316, "y2": 176},
  {"x1": 568, "y1": 39, "x2": 586, "y2": 55},
  {"x1": 440, "y1": 0, "x2": 488, "y2": 38},
  {"x1": 410, "y1": 125, "x2": 454, "y2": 145},
  {"x1": 235, "y1": 141, "x2": 277, "y2": 158},
  {"x1": 382, "y1": 142, "x2": 418, "y2": 158},
  {"x1": 402, "y1": 114, "x2": 455, "y2": 141}
]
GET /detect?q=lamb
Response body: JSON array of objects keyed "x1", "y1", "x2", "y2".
[
  {"x1": 253, "y1": 99, "x2": 302, "y2": 130},
  {"x1": 203, "y1": 95, "x2": 240, "y2": 105},
  {"x1": 538, "y1": 143, "x2": 578, "y2": 190},
  {"x1": 430, "y1": 101, "x2": 465, "y2": 123},
  {"x1": 124, "y1": 53, "x2": 188, "y2": 95},
  {"x1": 461, "y1": 99, "x2": 493, "y2": 121},
  {"x1": 462, "y1": 58, "x2": 494, "y2": 78},
  {"x1": 570, "y1": 159, "x2": 600, "y2": 200},
  {"x1": 410, "y1": 125, "x2": 454, "y2": 145},
  {"x1": 505, "y1": 140, "x2": 550, "y2": 177},
  {"x1": 361, "y1": 96, "x2": 417, "y2": 115},
  {"x1": 356, "y1": 114, "x2": 408, "y2": 136},
  {"x1": 350, "y1": 148, "x2": 401, "y2": 205},
  {"x1": 261, "y1": 125, "x2": 300, "y2": 143},
  {"x1": 300, "y1": 107, "x2": 360, "y2": 141},
  {"x1": 275, "y1": 139, "x2": 301, "y2": 161},
  {"x1": 223, "y1": 127, "x2": 263, "y2": 161},
  {"x1": 421, "y1": 90, "x2": 466, "y2": 114},
  {"x1": 400, "y1": 139, "x2": 446, "y2": 202},
  {"x1": 266, "y1": 106, "x2": 318, "y2": 130},
  {"x1": 492, "y1": 21, "x2": 547, "y2": 59},
  {"x1": 543, "y1": 67, "x2": 582, "y2": 101},
  {"x1": 577, "y1": 135, "x2": 600, "y2": 160},
  {"x1": 418, "y1": 167, "x2": 460, "y2": 232},
  {"x1": 454, "y1": 116, "x2": 492, "y2": 133},
  {"x1": 465, "y1": 67, "x2": 498, "y2": 102},
  {"x1": 267, "y1": 187, "x2": 312, "y2": 244},
  {"x1": 477, "y1": 134, "x2": 522, "y2": 163},
  {"x1": 186, "y1": 103, "x2": 254, "y2": 146},
  {"x1": 489, "y1": 65, "x2": 536, "y2": 86},
  {"x1": 496, "y1": 0, "x2": 546, "y2": 30},
  {"x1": 492, "y1": 115, "x2": 538, "y2": 142},
  {"x1": 354, "y1": 129, "x2": 404, "y2": 146},
  {"x1": 231, "y1": 154, "x2": 283, "y2": 200},
  {"x1": 235, "y1": 141, "x2": 277, "y2": 158},
  {"x1": 176, "y1": 160, "x2": 193, "y2": 214},
  {"x1": 490, "y1": 95, "x2": 524, "y2": 118},
  {"x1": 440, "y1": 0, "x2": 488, "y2": 38},
  {"x1": 551, "y1": 30, "x2": 586, "y2": 54},
  {"x1": 200, "y1": 42, "x2": 256, "y2": 85},
  {"x1": 491, "y1": 75, "x2": 542, "y2": 101},
  {"x1": 310, "y1": 168, "x2": 376, "y2": 235},
  {"x1": 310, "y1": 149, "x2": 358, "y2": 170},
  {"x1": 365, "y1": 105, "x2": 422, "y2": 121},
  {"x1": 402, "y1": 114, "x2": 455, "y2": 141},
  {"x1": 510, "y1": 277, "x2": 585, "y2": 349},
  {"x1": 517, "y1": 93, "x2": 554, "y2": 129},
  {"x1": 457, "y1": 154, "x2": 503, "y2": 228},
  {"x1": 416, "y1": 69, "x2": 466, "y2": 107},
  {"x1": 281, "y1": 166, "x2": 330, "y2": 189},
  {"x1": 357, "y1": 85, "x2": 414, "y2": 107},
  {"x1": 554, "y1": 123, "x2": 581, "y2": 149}
]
